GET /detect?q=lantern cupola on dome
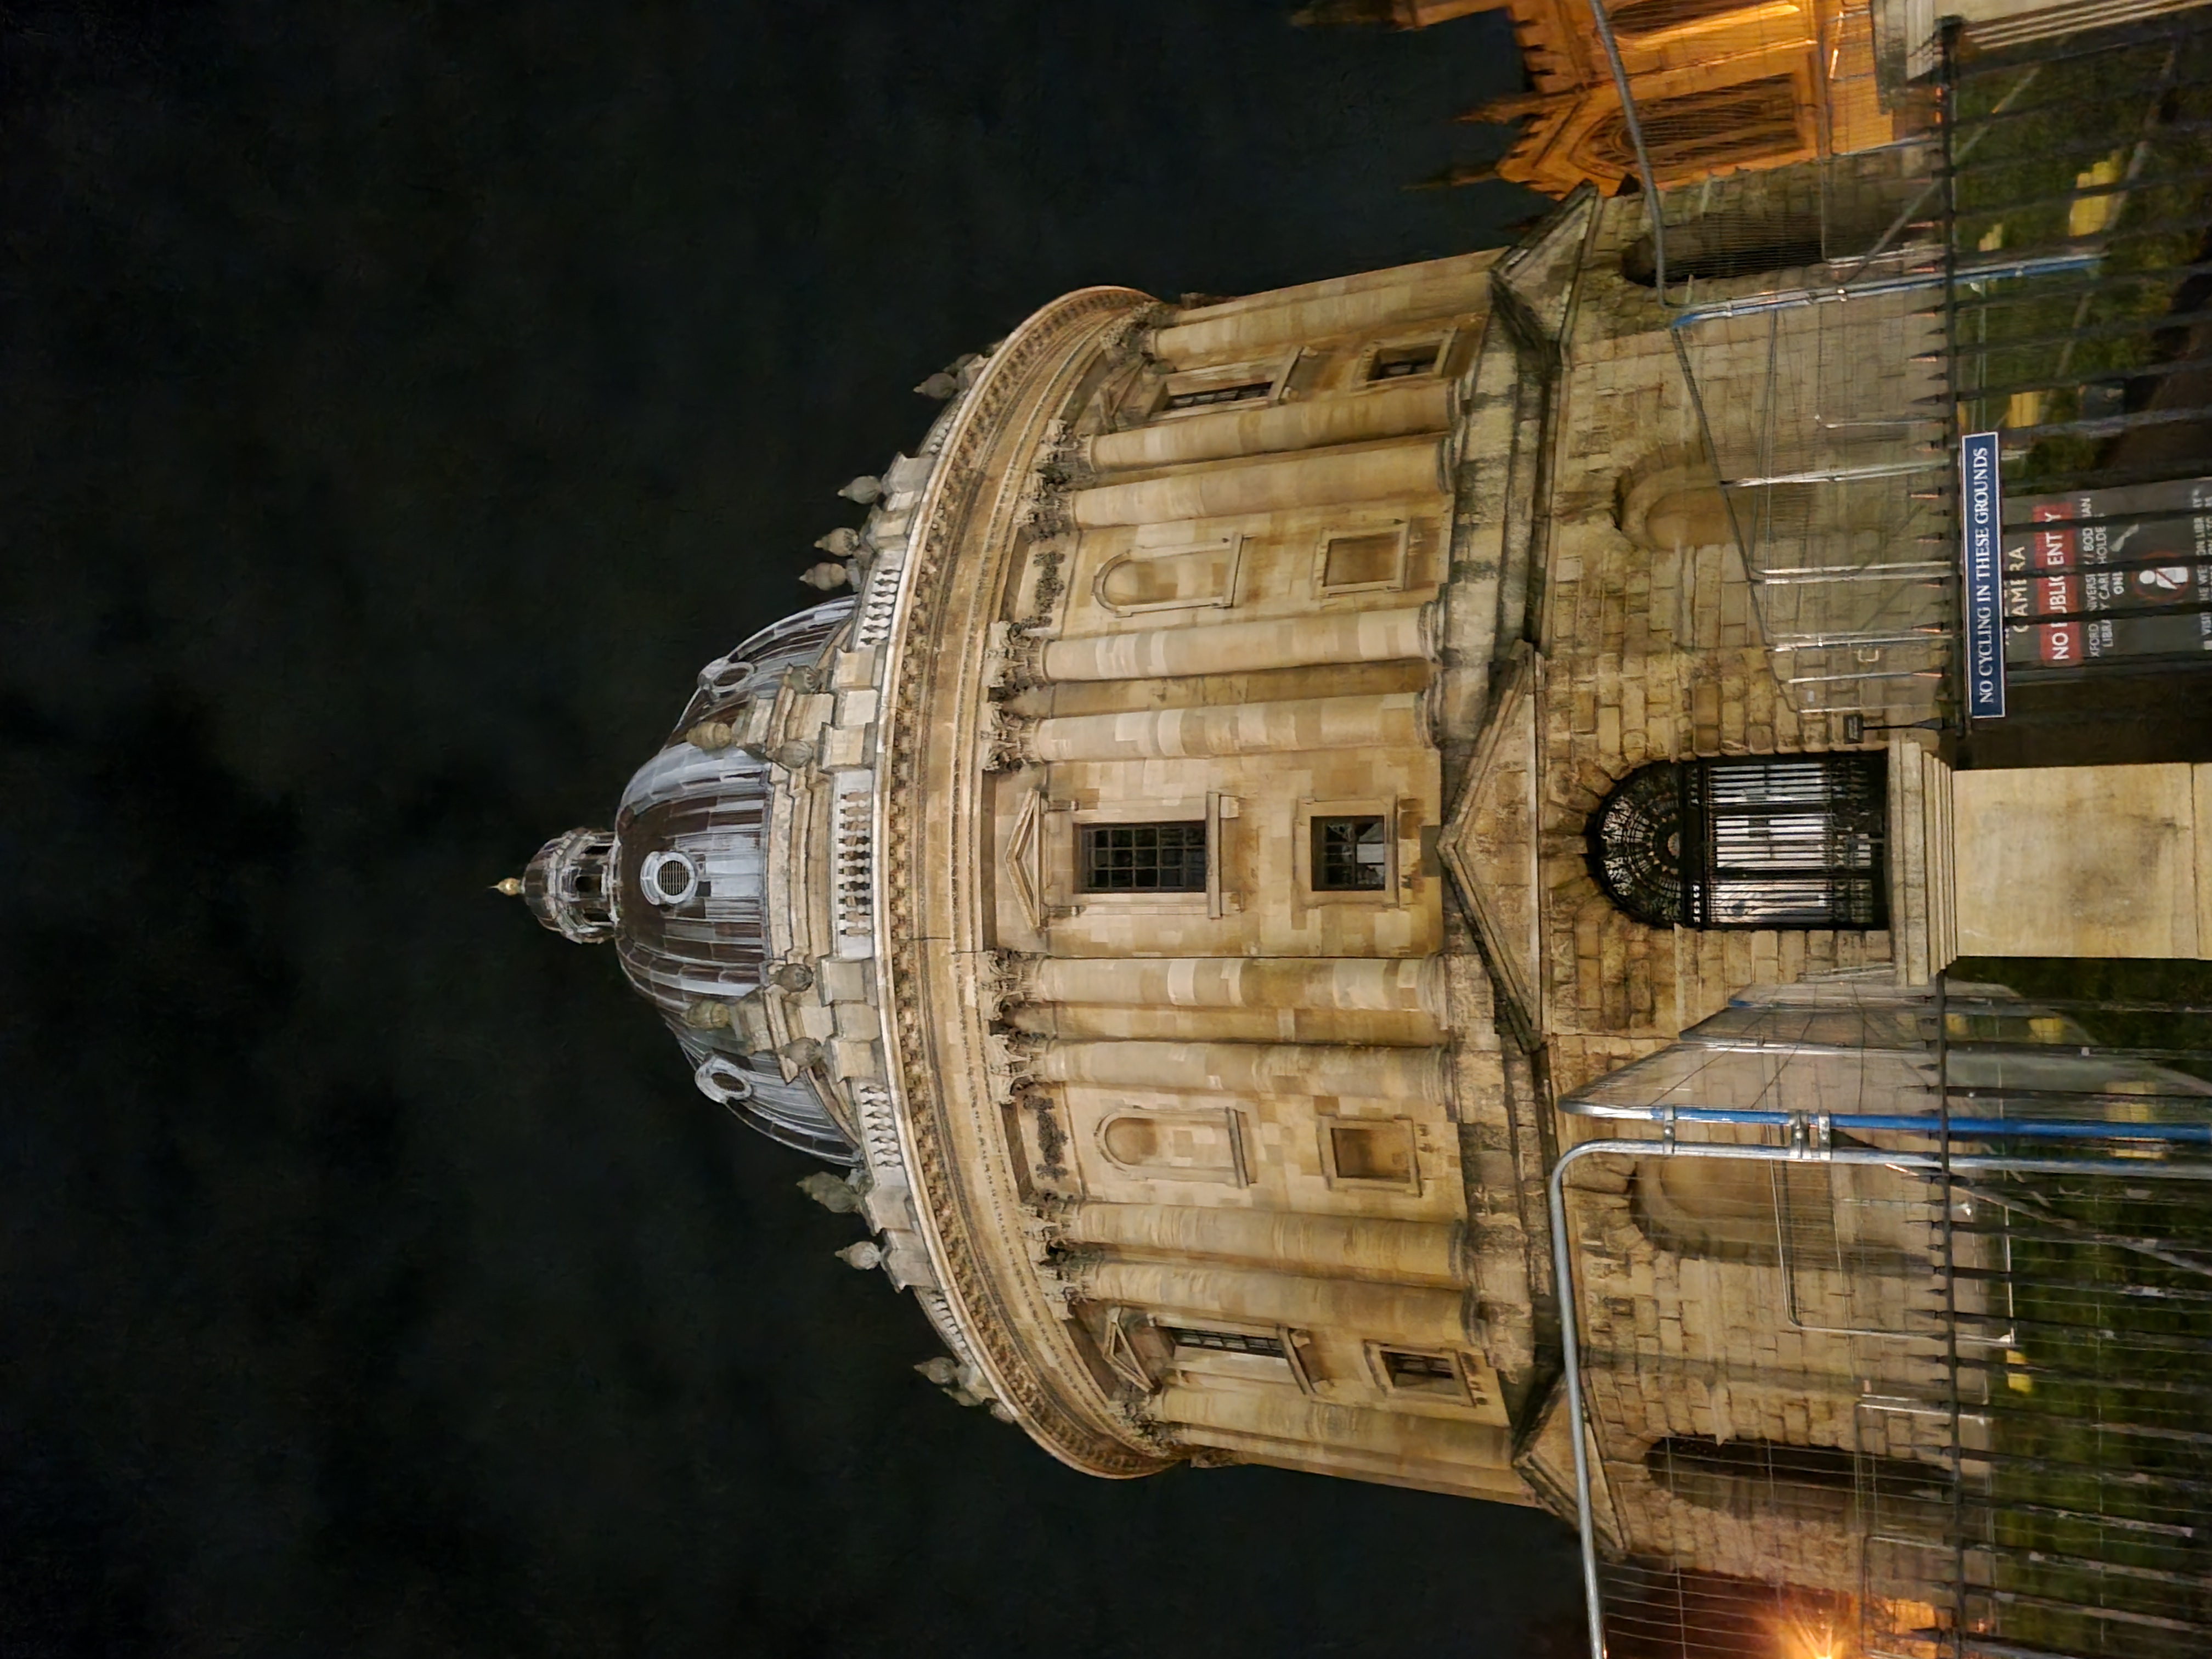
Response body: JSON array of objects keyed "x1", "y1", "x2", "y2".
[{"x1": 518, "y1": 826, "x2": 618, "y2": 944}]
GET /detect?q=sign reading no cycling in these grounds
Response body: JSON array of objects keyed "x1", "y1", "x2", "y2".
[{"x1": 1960, "y1": 430, "x2": 2006, "y2": 719}]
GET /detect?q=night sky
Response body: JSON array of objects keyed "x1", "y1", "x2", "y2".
[{"x1": 3, "y1": 4, "x2": 1586, "y2": 1652}]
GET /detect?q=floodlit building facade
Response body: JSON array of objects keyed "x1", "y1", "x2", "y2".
[{"x1": 510, "y1": 105, "x2": 2212, "y2": 1648}]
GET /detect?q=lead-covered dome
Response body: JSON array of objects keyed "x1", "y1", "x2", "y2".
[{"x1": 514, "y1": 598, "x2": 859, "y2": 1163}]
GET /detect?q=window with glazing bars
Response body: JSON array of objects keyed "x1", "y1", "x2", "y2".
[
  {"x1": 1163, "y1": 380, "x2": 1272, "y2": 411},
  {"x1": 1164, "y1": 1327, "x2": 1285, "y2": 1358},
  {"x1": 1080, "y1": 821, "x2": 1207, "y2": 893},
  {"x1": 1589, "y1": 755, "x2": 1887, "y2": 928},
  {"x1": 1312, "y1": 815, "x2": 1389, "y2": 890},
  {"x1": 1367, "y1": 341, "x2": 1441, "y2": 381},
  {"x1": 1379, "y1": 1348, "x2": 1462, "y2": 1395}
]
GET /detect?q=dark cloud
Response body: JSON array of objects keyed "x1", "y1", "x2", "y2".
[{"x1": 1, "y1": 3, "x2": 1577, "y2": 1652}]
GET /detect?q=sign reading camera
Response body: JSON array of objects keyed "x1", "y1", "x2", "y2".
[{"x1": 1960, "y1": 431, "x2": 2006, "y2": 720}]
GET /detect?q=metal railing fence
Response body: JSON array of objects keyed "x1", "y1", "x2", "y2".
[{"x1": 1550, "y1": 977, "x2": 2212, "y2": 1659}]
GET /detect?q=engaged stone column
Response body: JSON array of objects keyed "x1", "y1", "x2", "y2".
[
  {"x1": 1150, "y1": 257, "x2": 1494, "y2": 362},
  {"x1": 1030, "y1": 956, "x2": 1440, "y2": 1014},
  {"x1": 1039, "y1": 606, "x2": 1433, "y2": 683},
  {"x1": 1150, "y1": 1386, "x2": 1521, "y2": 1482},
  {"x1": 1085, "y1": 379, "x2": 1451, "y2": 472},
  {"x1": 1004, "y1": 1005, "x2": 1444, "y2": 1044},
  {"x1": 1032, "y1": 1039, "x2": 1447, "y2": 1103},
  {"x1": 1024, "y1": 692, "x2": 1423, "y2": 762},
  {"x1": 1080, "y1": 1259, "x2": 1474, "y2": 1347},
  {"x1": 1062, "y1": 1203, "x2": 1465, "y2": 1286},
  {"x1": 1069, "y1": 438, "x2": 1446, "y2": 527}
]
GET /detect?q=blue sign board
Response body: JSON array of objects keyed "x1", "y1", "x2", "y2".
[{"x1": 1960, "y1": 431, "x2": 2007, "y2": 719}]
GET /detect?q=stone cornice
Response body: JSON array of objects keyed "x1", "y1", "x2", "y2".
[{"x1": 872, "y1": 286, "x2": 1172, "y2": 1479}]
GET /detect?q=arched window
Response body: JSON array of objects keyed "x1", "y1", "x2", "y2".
[
  {"x1": 1589, "y1": 756, "x2": 1888, "y2": 929},
  {"x1": 1094, "y1": 542, "x2": 1239, "y2": 614},
  {"x1": 1096, "y1": 1108, "x2": 1248, "y2": 1184}
]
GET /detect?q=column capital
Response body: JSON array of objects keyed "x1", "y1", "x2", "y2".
[
  {"x1": 1098, "y1": 300, "x2": 1174, "y2": 370},
  {"x1": 978, "y1": 950, "x2": 1045, "y2": 1020},
  {"x1": 979, "y1": 703, "x2": 1041, "y2": 772},
  {"x1": 983, "y1": 1028, "x2": 1048, "y2": 1102},
  {"x1": 983, "y1": 620, "x2": 1048, "y2": 692}
]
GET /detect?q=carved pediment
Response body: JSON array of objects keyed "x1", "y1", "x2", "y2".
[{"x1": 1439, "y1": 647, "x2": 1543, "y2": 1034}]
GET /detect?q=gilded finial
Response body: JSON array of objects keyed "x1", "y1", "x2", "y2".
[{"x1": 494, "y1": 877, "x2": 524, "y2": 897}]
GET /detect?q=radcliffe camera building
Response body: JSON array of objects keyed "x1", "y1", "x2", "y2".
[{"x1": 511, "y1": 12, "x2": 2212, "y2": 1652}]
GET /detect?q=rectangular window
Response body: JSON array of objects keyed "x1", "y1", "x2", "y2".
[
  {"x1": 1378, "y1": 1348, "x2": 1464, "y2": 1397},
  {"x1": 1326, "y1": 1120, "x2": 1414, "y2": 1186},
  {"x1": 1163, "y1": 380, "x2": 1273, "y2": 411},
  {"x1": 1080, "y1": 821, "x2": 1207, "y2": 893},
  {"x1": 1165, "y1": 1327, "x2": 1286, "y2": 1358},
  {"x1": 1318, "y1": 526, "x2": 1409, "y2": 593},
  {"x1": 1313, "y1": 815, "x2": 1390, "y2": 891},
  {"x1": 1367, "y1": 340, "x2": 1443, "y2": 382}
]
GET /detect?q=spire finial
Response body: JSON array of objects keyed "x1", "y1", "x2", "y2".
[{"x1": 493, "y1": 877, "x2": 524, "y2": 897}]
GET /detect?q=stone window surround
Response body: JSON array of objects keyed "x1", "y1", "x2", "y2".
[
  {"x1": 1314, "y1": 518, "x2": 1414, "y2": 597},
  {"x1": 1158, "y1": 1317, "x2": 1317, "y2": 1392},
  {"x1": 1137, "y1": 349, "x2": 1302, "y2": 423},
  {"x1": 1077, "y1": 819, "x2": 1209, "y2": 895},
  {"x1": 1091, "y1": 1104, "x2": 1252, "y2": 1187},
  {"x1": 1368, "y1": 1342, "x2": 1478, "y2": 1406},
  {"x1": 1043, "y1": 794, "x2": 1239, "y2": 919},
  {"x1": 1090, "y1": 532, "x2": 1248, "y2": 617},
  {"x1": 1293, "y1": 795, "x2": 1404, "y2": 907},
  {"x1": 1311, "y1": 811, "x2": 1392, "y2": 893},
  {"x1": 1352, "y1": 324, "x2": 1459, "y2": 389},
  {"x1": 1316, "y1": 1111, "x2": 1422, "y2": 1194}
]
